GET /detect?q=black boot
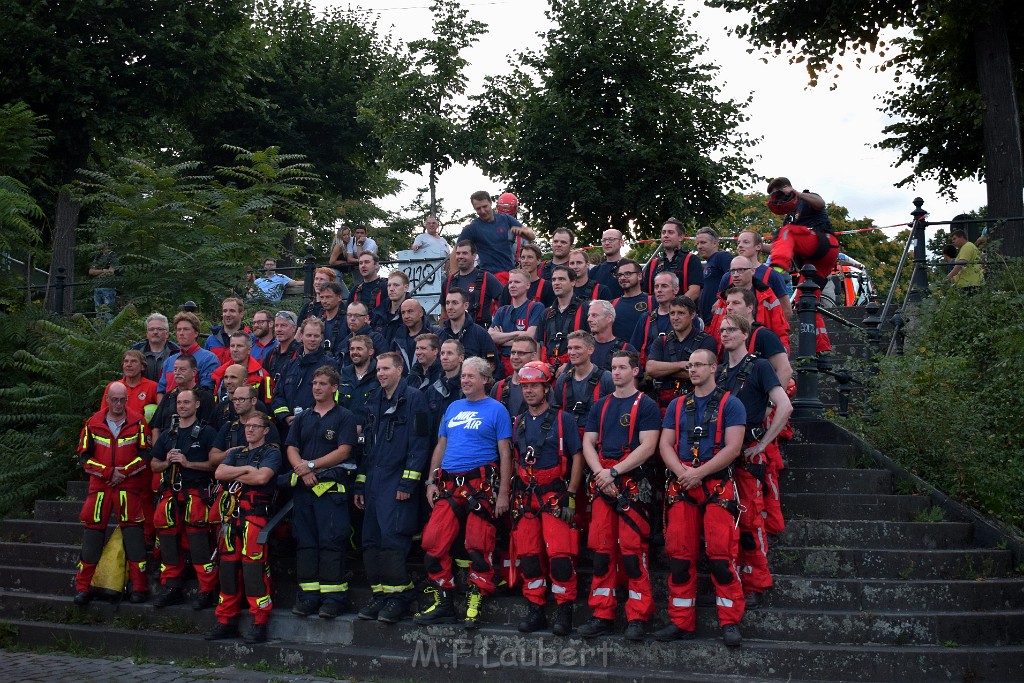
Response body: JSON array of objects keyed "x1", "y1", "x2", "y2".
[
  {"x1": 205, "y1": 620, "x2": 240, "y2": 641},
  {"x1": 517, "y1": 602, "x2": 547, "y2": 633},
  {"x1": 414, "y1": 586, "x2": 456, "y2": 625},
  {"x1": 358, "y1": 594, "x2": 389, "y2": 620},
  {"x1": 551, "y1": 603, "x2": 573, "y2": 637},
  {"x1": 153, "y1": 586, "x2": 184, "y2": 608}
]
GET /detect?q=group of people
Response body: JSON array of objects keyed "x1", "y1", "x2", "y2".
[{"x1": 73, "y1": 179, "x2": 839, "y2": 647}]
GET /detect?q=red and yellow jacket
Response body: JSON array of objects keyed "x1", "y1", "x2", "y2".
[{"x1": 77, "y1": 408, "x2": 151, "y2": 489}]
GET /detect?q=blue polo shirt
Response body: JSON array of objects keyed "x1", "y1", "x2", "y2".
[
  {"x1": 663, "y1": 392, "x2": 746, "y2": 463},
  {"x1": 514, "y1": 409, "x2": 582, "y2": 472},
  {"x1": 584, "y1": 391, "x2": 661, "y2": 462},
  {"x1": 285, "y1": 403, "x2": 357, "y2": 461},
  {"x1": 458, "y1": 214, "x2": 523, "y2": 273}
]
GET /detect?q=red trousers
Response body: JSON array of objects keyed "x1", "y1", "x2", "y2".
[
  {"x1": 214, "y1": 508, "x2": 273, "y2": 625},
  {"x1": 587, "y1": 494, "x2": 654, "y2": 621},
  {"x1": 762, "y1": 440, "x2": 785, "y2": 536},
  {"x1": 735, "y1": 461, "x2": 773, "y2": 594},
  {"x1": 664, "y1": 481, "x2": 745, "y2": 630},
  {"x1": 512, "y1": 504, "x2": 578, "y2": 605},
  {"x1": 76, "y1": 485, "x2": 148, "y2": 593},
  {"x1": 422, "y1": 490, "x2": 497, "y2": 594},
  {"x1": 152, "y1": 488, "x2": 219, "y2": 592},
  {"x1": 771, "y1": 223, "x2": 839, "y2": 284}
]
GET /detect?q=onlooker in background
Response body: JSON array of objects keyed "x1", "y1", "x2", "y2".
[
  {"x1": 249, "y1": 258, "x2": 298, "y2": 303},
  {"x1": 326, "y1": 227, "x2": 353, "y2": 300},
  {"x1": 411, "y1": 215, "x2": 452, "y2": 259},
  {"x1": 941, "y1": 244, "x2": 959, "y2": 277},
  {"x1": 946, "y1": 229, "x2": 984, "y2": 290},
  {"x1": 89, "y1": 242, "x2": 119, "y2": 322},
  {"x1": 348, "y1": 225, "x2": 378, "y2": 287}
]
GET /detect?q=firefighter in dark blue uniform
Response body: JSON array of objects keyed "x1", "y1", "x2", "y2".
[
  {"x1": 354, "y1": 352, "x2": 431, "y2": 623},
  {"x1": 284, "y1": 365, "x2": 358, "y2": 619},
  {"x1": 271, "y1": 317, "x2": 338, "y2": 435}
]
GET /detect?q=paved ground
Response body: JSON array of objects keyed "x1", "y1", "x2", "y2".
[{"x1": 2, "y1": 649, "x2": 350, "y2": 682}]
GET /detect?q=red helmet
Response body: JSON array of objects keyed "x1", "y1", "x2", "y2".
[
  {"x1": 496, "y1": 192, "x2": 519, "y2": 216},
  {"x1": 518, "y1": 361, "x2": 553, "y2": 385},
  {"x1": 767, "y1": 190, "x2": 798, "y2": 216}
]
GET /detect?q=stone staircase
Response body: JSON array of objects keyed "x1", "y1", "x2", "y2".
[{"x1": 1, "y1": 421, "x2": 1022, "y2": 682}]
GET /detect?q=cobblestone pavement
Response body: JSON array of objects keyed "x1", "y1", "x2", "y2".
[{"x1": 3, "y1": 649, "x2": 350, "y2": 682}]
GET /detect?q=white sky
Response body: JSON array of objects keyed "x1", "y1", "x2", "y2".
[{"x1": 318, "y1": 0, "x2": 988, "y2": 233}]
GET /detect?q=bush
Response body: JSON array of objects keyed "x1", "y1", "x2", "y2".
[
  {"x1": 855, "y1": 261, "x2": 1024, "y2": 529},
  {"x1": 0, "y1": 306, "x2": 141, "y2": 518}
]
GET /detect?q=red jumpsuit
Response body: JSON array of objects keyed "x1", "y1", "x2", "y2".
[
  {"x1": 75, "y1": 409, "x2": 152, "y2": 593},
  {"x1": 663, "y1": 389, "x2": 746, "y2": 631},
  {"x1": 510, "y1": 409, "x2": 582, "y2": 606}
]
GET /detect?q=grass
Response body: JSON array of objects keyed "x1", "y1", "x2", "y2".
[{"x1": 151, "y1": 615, "x2": 201, "y2": 634}]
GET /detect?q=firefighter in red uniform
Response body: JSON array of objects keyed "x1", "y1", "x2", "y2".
[
  {"x1": 766, "y1": 176, "x2": 838, "y2": 352},
  {"x1": 536, "y1": 265, "x2": 589, "y2": 370},
  {"x1": 510, "y1": 362, "x2": 584, "y2": 637},
  {"x1": 205, "y1": 412, "x2": 280, "y2": 644},
  {"x1": 645, "y1": 296, "x2": 719, "y2": 417},
  {"x1": 74, "y1": 382, "x2": 152, "y2": 605},
  {"x1": 149, "y1": 389, "x2": 221, "y2": 608},
  {"x1": 578, "y1": 350, "x2": 662, "y2": 641},
  {"x1": 415, "y1": 357, "x2": 513, "y2": 629},
  {"x1": 657, "y1": 348, "x2": 747, "y2": 646}
]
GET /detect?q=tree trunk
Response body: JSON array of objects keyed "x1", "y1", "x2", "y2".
[
  {"x1": 974, "y1": 4, "x2": 1024, "y2": 257},
  {"x1": 45, "y1": 189, "x2": 80, "y2": 314},
  {"x1": 429, "y1": 162, "x2": 438, "y2": 218}
]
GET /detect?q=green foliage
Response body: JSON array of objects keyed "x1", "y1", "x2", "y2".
[
  {"x1": 76, "y1": 147, "x2": 319, "y2": 318},
  {"x1": 470, "y1": 0, "x2": 756, "y2": 245},
  {"x1": 857, "y1": 261, "x2": 1024, "y2": 529},
  {"x1": 358, "y1": 0, "x2": 486, "y2": 214},
  {"x1": 0, "y1": 306, "x2": 141, "y2": 519}
]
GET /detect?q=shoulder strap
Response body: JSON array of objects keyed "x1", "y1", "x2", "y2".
[
  {"x1": 533, "y1": 278, "x2": 546, "y2": 302},
  {"x1": 748, "y1": 326, "x2": 761, "y2": 354}
]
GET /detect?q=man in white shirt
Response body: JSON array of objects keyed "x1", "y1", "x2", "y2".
[{"x1": 411, "y1": 215, "x2": 451, "y2": 259}]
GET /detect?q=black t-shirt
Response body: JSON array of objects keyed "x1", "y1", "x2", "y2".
[
  {"x1": 513, "y1": 409, "x2": 582, "y2": 472},
  {"x1": 284, "y1": 403, "x2": 358, "y2": 461},
  {"x1": 717, "y1": 357, "x2": 781, "y2": 427},
  {"x1": 584, "y1": 391, "x2": 661, "y2": 462},
  {"x1": 222, "y1": 444, "x2": 283, "y2": 497},
  {"x1": 152, "y1": 387, "x2": 215, "y2": 431},
  {"x1": 150, "y1": 421, "x2": 219, "y2": 488}
]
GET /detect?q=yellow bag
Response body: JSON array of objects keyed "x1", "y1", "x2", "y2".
[{"x1": 90, "y1": 527, "x2": 127, "y2": 599}]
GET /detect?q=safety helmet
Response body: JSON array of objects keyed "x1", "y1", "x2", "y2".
[
  {"x1": 496, "y1": 192, "x2": 519, "y2": 216},
  {"x1": 518, "y1": 361, "x2": 553, "y2": 385},
  {"x1": 767, "y1": 190, "x2": 798, "y2": 216}
]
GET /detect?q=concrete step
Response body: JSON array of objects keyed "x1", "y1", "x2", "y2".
[
  {"x1": 781, "y1": 444, "x2": 858, "y2": 468},
  {"x1": 65, "y1": 480, "x2": 88, "y2": 499},
  {"x1": 1, "y1": 519, "x2": 103, "y2": 545},
  {"x1": 783, "y1": 493, "x2": 931, "y2": 521},
  {"x1": 7, "y1": 618, "x2": 1023, "y2": 682},
  {"x1": 779, "y1": 520, "x2": 975, "y2": 550},
  {"x1": 772, "y1": 546, "x2": 1014, "y2": 580},
  {"x1": 0, "y1": 541, "x2": 80, "y2": 568},
  {"x1": 766, "y1": 576, "x2": 1024, "y2": 612},
  {"x1": 781, "y1": 468, "x2": 893, "y2": 494},
  {"x1": 33, "y1": 500, "x2": 86, "y2": 523}
]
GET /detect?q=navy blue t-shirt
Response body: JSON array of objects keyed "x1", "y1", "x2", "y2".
[
  {"x1": 717, "y1": 357, "x2": 780, "y2": 427},
  {"x1": 612, "y1": 294, "x2": 653, "y2": 340},
  {"x1": 663, "y1": 392, "x2": 746, "y2": 463},
  {"x1": 285, "y1": 403, "x2": 357, "y2": 461},
  {"x1": 439, "y1": 397, "x2": 513, "y2": 471},
  {"x1": 552, "y1": 367, "x2": 615, "y2": 430},
  {"x1": 513, "y1": 409, "x2": 582, "y2": 472},
  {"x1": 491, "y1": 300, "x2": 546, "y2": 357},
  {"x1": 700, "y1": 251, "x2": 733, "y2": 323},
  {"x1": 648, "y1": 327, "x2": 719, "y2": 364},
  {"x1": 591, "y1": 338, "x2": 636, "y2": 372},
  {"x1": 748, "y1": 325, "x2": 787, "y2": 359},
  {"x1": 458, "y1": 214, "x2": 523, "y2": 273},
  {"x1": 590, "y1": 260, "x2": 624, "y2": 298},
  {"x1": 223, "y1": 444, "x2": 283, "y2": 495},
  {"x1": 629, "y1": 311, "x2": 671, "y2": 358},
  {"x1": 584, "y1": 391, "x2": 661, "y2": 462}
]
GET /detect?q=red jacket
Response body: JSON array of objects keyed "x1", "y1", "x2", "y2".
[
  {"x1": 211, "y1": 356, "x2": 272, "y2": 403},
  {"x1": 78, "y1": 408, "x2": 151, "y2": 491},
  {"x1": 707, "y1": 281, "x2": 791, "y2": 353}
]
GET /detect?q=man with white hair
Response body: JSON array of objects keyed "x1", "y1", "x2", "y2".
[
  {"x1": 416, "y1": 357, "x2": 513, "y2": 630},
  {"x1": 587, "y1": 300, "x2": 635, "y2": 372}
]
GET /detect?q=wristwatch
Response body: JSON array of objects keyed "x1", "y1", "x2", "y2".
[
  {"x1": 609, "y1": 467, "x2": 619, "y2": 479},
  {"x1": 306, "y1": 461, "x2": 316, "y2": 471}
]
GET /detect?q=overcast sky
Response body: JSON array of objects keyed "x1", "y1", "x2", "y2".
[{"x1": 319, "y1": 0, "x2": 988, "y2": 233}]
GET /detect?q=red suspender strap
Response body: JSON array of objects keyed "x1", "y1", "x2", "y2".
[
  {"x1": 573, "y1": 302, "x2": 583, "y2": 330},
  {"x1": 760, "y1": 267, "x2": 771, "y2": 284},
  {"x1": 673, "y1": 395, "x2": 685, "y2": 459},
  {"x1": 714, "y1": 390, "x2": 731, "y2": 450},
  {"x1": 626, "y1": 391, "x2": 643, "y2": 452},
  {"x1": 533, "y1": 279, "x2": 546, "y2": 302},
  {"x1": 748, "y1": 327, "x2": 760, "y2": 354},
  {"x1": 646, "y1": 258, "x2": 658, "y2": 292}
]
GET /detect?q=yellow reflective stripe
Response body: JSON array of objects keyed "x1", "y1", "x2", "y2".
[
  {"x1": 320, "y1": 582, "x2": 348, "y2": 593},
  {"x1": 299, "y1": 582, "x2": 320, "y2": 592},
  {"x1": 381, "y1": 582, "x2": 414, "y2": 594},
  {"x1": 93, "y1": 492, "x2": 104, "y2": 523},
  {"x1": 119, "y1": 490, "x2": 128, "y2": 522},
  {"x1": 454, "y1": 558, "x2": 471, "y2": 568},
  {"x1": 255, "y1": 594, "x2": 272, "y2": 609},
  {"x1": 118, "y1": 434, "x2": 139, "y2": 446},
  {"x1": 370, "y1": 584, "x2": 384, "y2": 593},
  {"x1": 93, "y1": 436, "x2": 111, "y2": 447},
  {"x1": 123, "y1": 457, "x2": 142, "y2": 471},
  {"x1": 85, "y1": 459, "x2": 105, "y2": 470},
  {"x1": 80, "y1": 428, "x2": 90, "y2": 450},
  {"x1": 402, "y1": 470, "x2": 422, "y2": 481},
  {"x1": 274, "y1": 406, "x2": 290, "y2": 416},
  {"x1": 354, "y1": 474, "x2": 366, "y2": 484}
]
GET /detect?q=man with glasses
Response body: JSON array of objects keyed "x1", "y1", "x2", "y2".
[
  {"x1": 717, "y1": 314, "x2": 792, "y2": 611},
  {"x1": 708, "y1": 256, "x2": 790, "y2": 353},
  {"x1": 610, "y1": 259, "x2": 654, "y2": 340},
  {"x1": 73, "y1": 382, "x2": 152, "y2": 605},
  {"x1": 335, "y1": 301, "x2": 387, "y2": 368},
  {"x1": 132, "y1": 313, "x2": 178, "y2": 383},
  {"x1": 490, "y1": 335, "x2": 542, "y2": 419},
  {"x1": 211, "y1": 385, "x2": 281, "y2": 464},
  {"x1": 590, "y1": 230, "x2": 626, "y2": 298},
  {"x1": 249, "y1": 310, "x2": 278, "y2": 362},
  {"x1": 656, "y1": 348, "x2": 746, "y2": 647},
  {"x1": 206, "y1": 413, "x2": 281, "y2": 644}
]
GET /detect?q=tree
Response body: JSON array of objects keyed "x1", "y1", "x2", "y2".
[
  {"x1": 188, "y1": 0, "x2": 403, "y2": 225},
  {"x1": 0, "y1": 0, "x2": 256, "y2": 311},
  {"x1": 77, "y1": 147, "x2": 319, "y2": 317},
  {"x1": 358, "y1": 0, "x2": 487, "y2": 216},
  {"x1": 708, "y1": 0, "x2": 1024, "y2": 257},
  {"x1": 469, "y1": 0, "x2": 756, "y2": 246}
]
